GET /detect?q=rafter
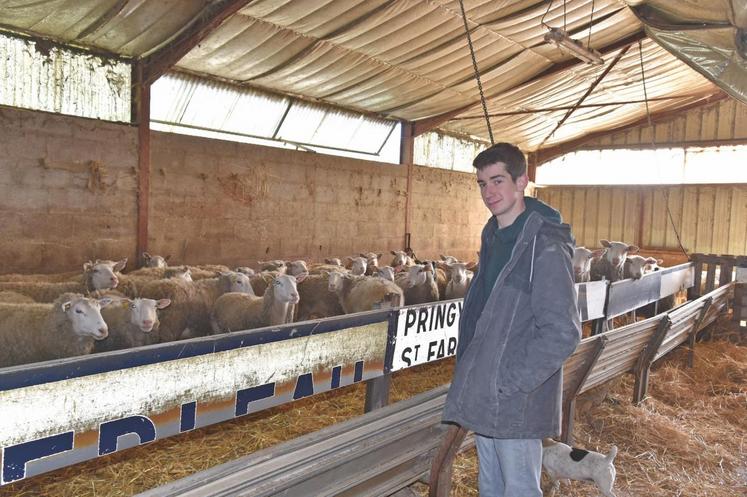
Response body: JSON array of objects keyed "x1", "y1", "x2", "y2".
[{"x1": 141, "y1": 0, "x2": 255, "y2": 85}]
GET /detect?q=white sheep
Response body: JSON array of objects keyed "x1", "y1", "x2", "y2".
[
  {"x1": 257, "y1": 260, "x2": 287, "y2": 273},
  {"x1": 573, "y1": 246, "x2": 606, "y2": 283},
  {"x1": 374, "y1": 266, "x2": 396, "y2": 282},
  {"x1": 623, "y1": 255, "x2": 662, "y2": 280},
  {"x1": 346, "y1": 256, "x2": 368, "y2": 276},
  {"x1": 95, "y1": 298, "x2": 171, "y2": 352},
  {"x1": 285, "y1": 260, "x2": 309, "y2": 276},
  {"x1": 360, "y1": 252, "x2": 382, "y2": 276},
  {"x1": 138, "y1": 271, "x2": 254, "y2": 342},
  {"x1": 0, "y1": 270, "x2": 80, "y2": 283},
  {"x1": 0, "y1": 259, "x2": 127, "y2": 303},
  {"x1": 395, "y1": 263, "x2": 439, "y2": 305},
  {"x1": 444, "y1": 262, "x2": 473, "y2": 299},
  {"x1": 324, "y1": 258, "x2": 342, "y2": 266},
  {"x1": 296, "y1": 272, "x2": 344, "y2": 321},
  {"x1": 142, "y1": 252, "x2": 169, "y2": 268},
  {"x1": 0, "y1": 293, "x2": 111, "y2": 368},
  {"x1": 328, "y1": 272, "x2": 403, "y2": 314},
  {"x1": 235, "y1": 266, "x2": 256, "y2": 277},
  {"x1": 211, "y1": 273, "x2": 305, "y2": 333},
  {"x1": 390, "y1": 250, "x2": 415, "y2": 269},
  {"x1": 590, "y1": 240, "x2": 639, "y2": 282}
]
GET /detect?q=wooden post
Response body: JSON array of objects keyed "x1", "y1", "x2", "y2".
[
  {"x1": 429, "y1": 425, "x2": 468, "y2": 497},
  {"x1": 688, "y1": 297, "x2": 712, "y2": 368},
  {"x1": 363, "y1": 375, "x2": 391, "y2": 413},
  {"x1": 561, "y1": 336, "x2": 607, "y2": 444},
  {"x1": 133, "y1": 63, "x2": 151, "y2": 267},
  {"x1": 704, "y1": 254, "x2": 718, "y2": 294},
  {"x1": 719, "y1": 255, "x2": 735, "y2": 287},
  {"x1": 689, "y1": 254, "x2": 703, "y2": 300},
  {"x1": 401, "y1": 122, "x2": 415, "y2": 251},
  {"x1": 633, "y1": 316, "x2": 672, "y2": 405}
]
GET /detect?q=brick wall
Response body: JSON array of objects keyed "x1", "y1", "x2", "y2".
[{"x1": 0, "y1": 106, "x2": 487, "y2": 274}]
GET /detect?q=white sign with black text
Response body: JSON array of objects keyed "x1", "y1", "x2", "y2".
[{"x1": 392, "y1": 301, "x2": 462, "y2": 371}]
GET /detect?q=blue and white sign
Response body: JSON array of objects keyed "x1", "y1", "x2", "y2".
[{"x1": 391, "y1": 301, "x2": 462, "y2": 371}]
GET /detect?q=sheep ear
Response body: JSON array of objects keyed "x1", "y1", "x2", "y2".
[
  {"x1": 390, "y1": 250, "x2": 398, "y2": 256},
  {"x1": 377, "y1": 253, "x2": 382, "y2": 259},
  {"x1": 114, "y1": 258, "x2": 127, "y2": 272},
  {"x1": 61, "y1": 301, "x2": 73, "y2": 312},
  {"x1": 156, "y1": 298, "x2": 171, "y2": 309},
  {"x1": 657, "y1": 259, "x2": 664, "y2": 265},
  {"x1": 142, "y1": 252, "x2": 151, "y2": 260},
  {"x1": 440, "y1": 254, "x2": 448, "y2": 261},
  {"x1": 627, "y1": 245, "x2": 640, "y2": 254},
  {"x1": 591, "y1": 248, "x2": 606, "y2": 258},
  {"x1": 164, "y1": 255, "x2": 172, "y2": 262},
  {"x1": 600, "y1": 239, "x2": 611, "y2": 248},
  {"x1": 83, "y1": 261, "x2": 93, "y2": 271},
  {"x1": 98, "y1": 297, "x2": 113, "y2": 307},
  {"x1": 295, "y1": 272, "x2": 308, "y2": 283},
  {"x1": 359, "y1": 253, "x2": 367, "y2": 258}
]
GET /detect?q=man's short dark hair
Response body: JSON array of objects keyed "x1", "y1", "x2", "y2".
[{"x1": 473, "y1": 143, "x2": 526, "y2": 181}]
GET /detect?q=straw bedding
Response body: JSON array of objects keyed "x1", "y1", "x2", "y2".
[{"x1": 1, "y1": 317, "x2": 744, "y2": 497}]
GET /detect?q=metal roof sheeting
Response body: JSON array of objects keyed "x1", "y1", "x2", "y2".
[
  {"x1": 151, "y1": 71, "x2": 396, "y2": 156},
  {"x1": 0, "y1": 0, "x2": 732, "y2": 150},
  {"x1": 0, "y1": 33, "x2": 130, "y2": 121}
]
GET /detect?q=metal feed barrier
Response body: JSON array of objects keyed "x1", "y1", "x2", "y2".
[{"x1": 138, "y1": 283, "x2": 733, "y2": 497}]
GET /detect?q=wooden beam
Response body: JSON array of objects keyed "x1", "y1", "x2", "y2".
[
  {"x1": 536, "y1": 91, "x2": 728, "y2": 164},
  {"x1": 401, "y1": 122, "x2": 415, "y2": 250},
  {"x1": 537, "y1": 43, "x2": 633, "y2": 149},
  {"x1": 141, "y1": 0, "x2": 254, "y2": 85},
  {"x1": 133, "y1": 63, "x2": 151, "y2": 266},
  {"x1": 411, "y1": 31, "x2": 647, "y2": 137}
]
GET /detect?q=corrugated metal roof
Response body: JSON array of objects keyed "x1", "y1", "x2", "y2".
[
  {"x1": 0, "y1": 0, "x2": 729, "y2": 150},
  {"x1": 0, "y1": 33, "x2": 130, "y2": 121}
]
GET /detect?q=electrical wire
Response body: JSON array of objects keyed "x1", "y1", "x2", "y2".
[
  {"x1": 587, "y1": 0, "x2": 595, "y2": 49},
  {"x1": 540, "y1": 0, "x2": 554, "y2": 29},
  {"x1": 638, "y1": 40, "x2": 689, "y2": 259}
]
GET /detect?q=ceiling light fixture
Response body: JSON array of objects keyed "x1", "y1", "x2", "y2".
[{"x1": 544, "y1": 27, "x2": 604, "y2": 65}]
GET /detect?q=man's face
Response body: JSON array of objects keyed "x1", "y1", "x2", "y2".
[{"x1": 476, "y1": 162, "x2": 527, "y2": 220}]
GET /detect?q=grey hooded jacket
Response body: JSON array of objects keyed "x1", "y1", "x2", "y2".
[{"x1": 442, "y1": 205, "x2": 581, "y2": 439}]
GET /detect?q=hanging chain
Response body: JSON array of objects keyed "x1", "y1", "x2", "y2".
[
  {"x1": 458, "y1": 0, "x2": 494, "y2": 144},
  {"x1": 639, "y1": 40, "x2": 689, "y2": 258},
  {"x1": 587, "y1": 0, "x2": 595, "y2": 49}
]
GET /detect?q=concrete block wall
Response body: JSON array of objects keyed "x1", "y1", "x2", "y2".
[
  {"x1": 0, "y1": 105, "x2": 488, "y2": 274},
  {"x1": 0, "y1": 106, "x2": 138, "y2": 274}
]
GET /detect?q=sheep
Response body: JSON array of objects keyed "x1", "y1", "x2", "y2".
[
  {"x1": 0, "y1": 291, "x2": 36, "y2": 303},
  {"x1": 395, "y1": 262, "x2": 439, "y2": 305},
  {"x1": 258, "y1": 260, "x2": 287, "y2": 273},
  {"x1": 249, "y1": 270, "x2": 287, "y2": 297},
  {"x1": 444, "y1": 262, "x2": 473, "y2": 300},
  {"x1": 285, "y1": 260, "x2": 309, "y2": 276},
  {"x1": 360, "y1": 252, "x2": 382, "y2": 276},
  {"x1": 623, "y1": 255, "x2": 662, "y2": 280},
  {"x1": 235, "y1": 266, "x2": 256, "y2": 277},
  {"x1": 308, "y1": 263, "x2": 348, "y2": 275},
  {"x1": 440, "y1": 254, "x2": 459, "y2": 264},
  {"x1": 142, "y1": 252, "x2": 169, "y2": 268},
  {"x1": 590, "y1": 240, "x2": 639, "y2": 282},
  {"x1": 573, "y1": 247, "x2": 606, "y2": 283},
  {"x1": 211, "y1": 273, "x2": 305, "y2": 333},
  {"x1": 138, "y1": 271, "x2": 254, "y2": 342},
  {"x1": 373, "y1": 266, "x2": 396, "y2": 282},
  {"x1": 296, "y1": 272, "x2": 344, "y2": 321},
  {"x1": 327, "y1": 272, "x2": 403, "y2": 314},
  {"x1": 0, "y1": 270, "x2": 80, "y2": 283},
  {"x1": 164, "y1": 266, "x2": 193, "y2": 282},
  {"x1": 0, "y1": 293, "x2": 111, "y2": 368},
  {"x1": 0, "y1": 259, "x2": 126, "y2": 303},
  {"x1": 390, "y1": 250, "x2": 415, "y2": 270},
  {"x1": 324, "y1": 258, "x2": 342, "y2": 266},
  {"x1": 346, "y1": 256, "x2": 367, "y2": 276},
  {"x1": 95, "y1": 298, "x2": 171, "y2": 352}
]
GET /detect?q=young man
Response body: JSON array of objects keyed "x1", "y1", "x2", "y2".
[{"x1": 442, "y1": 143, "x2": 581, "y2": 497}]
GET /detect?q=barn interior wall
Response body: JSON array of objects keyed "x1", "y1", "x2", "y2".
[
  {"x1": 0, "y1": 105, "x2": 486, "y2": 274},
  {"x1": 536, "y1": 185, "x2": 747, "y2": 262}
]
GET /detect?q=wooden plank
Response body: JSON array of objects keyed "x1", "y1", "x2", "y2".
[
  {"x1": 717, "y1": 100, "x2": 736, "y2": 139},
  {"x1": 680, "y1": 186, "x2": 699, "y2": 253},
  {"x1": 695, "y1": 187, "x2": 715, "y2": 253},
  {"x1": 585, "y1": 188, "x2": 600, "y2": 248},
  {"x1": 610, "y1": 188, "x2": 626, "y2": 241},
  {"x1": 624, "y1": 189, "x2": 640, "y2": 246},
  {"x1": 641, "y1": 189, "x2": 654, "y2": 248},
  {"x1": 571, "y1": 188, "x2": 587, "y2": 246},
  {"x1": 597, "y1": 188, "x2": 613, "y2": 242},
  {"x1": 712, "y1": 186, "x2": 732, "y2": 255},
  {"x1": 685, "y1": 106, "x2": 703, "y2": 141},
  {"x1": 654, "y1": 121, "x2": 671, "y2": 144},
  {"x1": 701, "y1": 102, "x2": 719, "y2": 141},
  {"x1": 728, "y1": 186, "x2": 747, "y2": 256},
  {"x1": 671, "y1": 115, "x2": 686, "y2": 142},
  {"x1": 561, "y1": 189, "x2": 574, "y2": 225},
  {"x1": 650, "y1": 188, "x2": 667, "y2": 248},
  {"x1": 733, "y1": 100, "x2": 747, "y2": 139}
]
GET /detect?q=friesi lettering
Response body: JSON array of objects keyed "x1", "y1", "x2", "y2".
[{"x1": 0, "y1": 360, "x2": 366, "y2": 485}]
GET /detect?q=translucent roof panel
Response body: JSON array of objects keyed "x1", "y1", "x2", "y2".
[
  {"x1": 0, "y1": 33, "x2": 130, "y2": 122},
  {"x1": 151, "y1": 71, "x2": 399, "y2": 161},
  {"x1": 414, "y1": 132, "x2": 486, "y2": 172}
]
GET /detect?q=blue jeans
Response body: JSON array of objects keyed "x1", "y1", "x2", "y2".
[{"x1": 474, "y1": 435, "x2": 543, "y2": 497}]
